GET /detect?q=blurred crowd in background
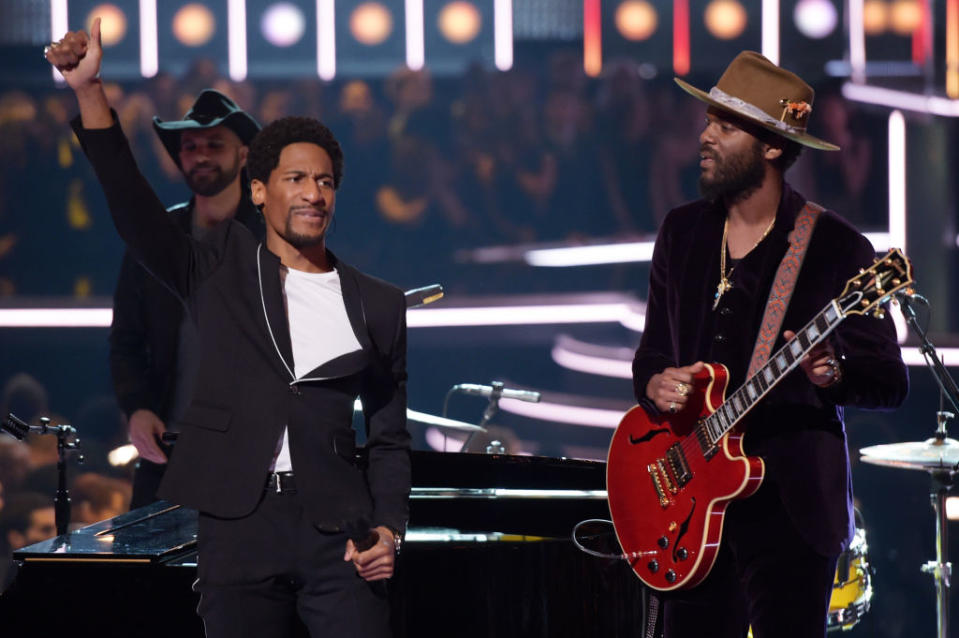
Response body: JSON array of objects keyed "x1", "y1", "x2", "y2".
[{"x1": 0, "y1": 49, "x2": 889, "y2": 297}]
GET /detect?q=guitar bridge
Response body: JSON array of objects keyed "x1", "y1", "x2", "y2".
[{"x1": 647, "y1": 463, "x2": 670, "y2": 508}]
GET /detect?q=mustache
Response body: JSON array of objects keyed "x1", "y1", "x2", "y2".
[
  {"x1": 188, "y1": 163, "x2": 220, "y2": 177},
  {"x1": 699, "y1": 146, "x2": 716, "y2": 159}
]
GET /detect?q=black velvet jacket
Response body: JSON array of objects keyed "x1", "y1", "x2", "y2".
[
  {"x1": 633, "y1": 182, "x2": 908, "y2": 556},
  {"x1": 74, "y1": 117, "x2": 411, "y2": 534}
]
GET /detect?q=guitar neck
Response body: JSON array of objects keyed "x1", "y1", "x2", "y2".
[{"x1": 699, "y1": 299, "x2": 845, "y2": 446}]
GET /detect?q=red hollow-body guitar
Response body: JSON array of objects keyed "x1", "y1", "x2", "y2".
[{"x1": 606, "y1": 249, "x2": 912, "y2": 591}]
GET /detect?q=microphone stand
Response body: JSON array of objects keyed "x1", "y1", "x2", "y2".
[
  {"x1": 461, "y1": 381, "x2": 504, "y2": 453},
  {"x1": 897, "y1": 293, "x2": 959, "y2": 638},
  {"x1": 2, "y1": 413, "x2": 83, "y2": 536}
]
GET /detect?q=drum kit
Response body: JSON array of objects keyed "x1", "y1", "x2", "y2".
[{"x1": 859, "y1": 409, "x2": 957, "y2": 638}]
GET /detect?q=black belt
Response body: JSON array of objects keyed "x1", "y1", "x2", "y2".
[{"x1": 266, "y1": 471, "x2": 296, "y2": 493}]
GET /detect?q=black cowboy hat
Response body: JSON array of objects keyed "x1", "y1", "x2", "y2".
[{"x1": 152, "y1": 89, "x2": 261, "y2": 167}]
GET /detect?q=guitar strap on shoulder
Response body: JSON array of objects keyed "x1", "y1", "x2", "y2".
[{"x1": 746, "y1": 201, "x2": 824, "y2": 378}]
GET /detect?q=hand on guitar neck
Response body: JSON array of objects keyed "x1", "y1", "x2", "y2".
[
  {"x1": 782, "y1": 329, "x2": 841, "y2": 388},
  {"x1": 645, "y1": 361, "x2": 705, "y2": 414}
]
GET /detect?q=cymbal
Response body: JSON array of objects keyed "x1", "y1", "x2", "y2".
[
  {"x1": 860, "y1": 438, "x2": 959, "y2": 472},
  {"x1": 406, "y1": 409, "x2": 487, "y2": 433}
]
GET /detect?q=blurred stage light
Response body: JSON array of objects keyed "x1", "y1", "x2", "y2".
[
  {"x1": 260, "y1": 2, "x2": 305, "y2": 47},
  {"x1": 108, "y1": 444, "x2": 139, "y2": 466},
  {"x1": 704, "y1": 0, "x2": 748, "y2": 40},
  {"x1": 350, "y1": 2, "x2": 394, "y2": 45},
  {"x1": 863, "y1": 0, "x2": 889, "y2": 35},
  {"x1": 86, "y1": 4, "x2": 127, "y2": 46},
  {"x1": 438, "y1": 1, "x2": 482, "y2": 44},
  {"x1": 615, "y1": 0, "x2": 658, "y2": 41},
  {"x1": 793, "y1": 0, "x2": 838, "y2": 39},
  {"x1": 889, "y1": 0, "x2": 922, "y2": 35},
  {"x1": 172, "y1": 3, "x2": 216, "y2": 47}
]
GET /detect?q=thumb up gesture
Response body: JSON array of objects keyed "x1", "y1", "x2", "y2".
[{"x1": 45, "y1": 17, "x2": 103, "y2": 90}]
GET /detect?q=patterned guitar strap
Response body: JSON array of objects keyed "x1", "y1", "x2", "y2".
[{"x1": 746, "y1": 201, "x2": 823, "y2": 378}]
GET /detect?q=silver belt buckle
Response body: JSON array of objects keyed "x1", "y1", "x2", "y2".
[{"x1": 270, "y1": 472, "x2": 281, "y2": 493}]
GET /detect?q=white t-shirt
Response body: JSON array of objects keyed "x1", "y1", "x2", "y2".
[{"x1": 271, "y1": 267, "x2": 361, "y2": 472}]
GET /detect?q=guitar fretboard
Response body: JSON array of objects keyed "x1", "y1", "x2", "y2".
[{"x1": 696, "y1": 299, "x2": 846, "y2": 451}]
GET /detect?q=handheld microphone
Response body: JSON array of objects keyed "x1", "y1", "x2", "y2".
[
  {"x1": 346, "y1": 519, "x2": 380, "y2": 553},
  {"x1": 452, "y1": 383, "x2": 541, "y2": 403}
]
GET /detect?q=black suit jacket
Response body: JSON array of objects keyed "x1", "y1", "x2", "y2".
[
  {"x1": 632, "y1": 183, "x2": 908, "y2": 556},
  {"x1": 74, "y1": 117, "x2": 410, "y2": 534},
  {"x1": 109, "y1": 196, "x2": 263, "y2": 423}
]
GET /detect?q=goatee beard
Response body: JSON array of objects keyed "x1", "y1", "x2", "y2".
[{"x1": 698, "y1": 141, "x2": 766, "y2": 204}]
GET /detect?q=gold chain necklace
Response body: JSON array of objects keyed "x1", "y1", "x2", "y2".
[{"x1": 713, "y1": 216, "x2": 776, "y2": 311}]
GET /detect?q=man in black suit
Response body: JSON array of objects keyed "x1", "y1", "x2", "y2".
[
  {"x1": 48, "y1": 20, "x2": 409, "y2": 638},
  {"x1": 110, "y1": 89, "x2": 263, "y2": 509},
  {"x1": 632, "y1": 52, "x2": 907, "y2": 636}
]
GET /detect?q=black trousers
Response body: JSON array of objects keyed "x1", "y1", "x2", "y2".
[
  {"x1": 659, "y1": 480, "x2": 838, "y2": 638},
  {"x1": 130, "y1": 441, "x2": 174, "y2": 509},
  {"x1": 195, "y1": 490, "x2": 390, "y2": 638}
]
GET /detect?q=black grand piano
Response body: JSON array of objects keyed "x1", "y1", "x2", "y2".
[{"x1": 0, "y1": 452, "x2": 647, "y2": 637}]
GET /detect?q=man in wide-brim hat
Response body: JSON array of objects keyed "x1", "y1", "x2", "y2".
[
  {"x1": 630, "y1": 51, "x2": 907, "y2": 637},
  {"x1": 111, "y1": 88, "x2": 264, "y2": 509}
]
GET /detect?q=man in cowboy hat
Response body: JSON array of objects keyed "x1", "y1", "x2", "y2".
[
  {"x1": 110, "y1": 86, "x2": 262, "y2": 508},
  {"x1": 632, "y1": 51, "x2": 907, "y2": 637}
]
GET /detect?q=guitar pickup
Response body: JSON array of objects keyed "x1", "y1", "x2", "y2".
[
  {"x1": 656, "y1": 459, "x2": 679, "y2": 494},
  {"x1": 666, "y1": 443, "x2": 693, "y2": 487},
  {"x1": 695, "y1": 426, "x2": 718, "y2": 460}
]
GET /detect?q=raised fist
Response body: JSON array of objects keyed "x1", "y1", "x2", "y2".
[{"x1": 44, "y1": 17, "x2": 103, "y2": 90}]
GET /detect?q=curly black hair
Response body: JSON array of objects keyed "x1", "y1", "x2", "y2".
[{"x1": 247, "y1": 116, "x2": 344, "y2": 188}]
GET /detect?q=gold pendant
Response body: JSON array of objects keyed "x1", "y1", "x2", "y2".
[{"x1": 713, "y1": 278, "x2": 731, "y2": 310}]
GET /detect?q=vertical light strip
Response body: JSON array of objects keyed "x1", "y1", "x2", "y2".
[
  {"x1": 50, "y1": 0, "x2": 68, "y2": 82},
  {"x1": 583, "y1": 0, "x2": 602, "y2": 76},
  {"x1": 317, "y1": 0, "x2": 336, "y2": 80},
  {"x1": 494, "y1": 0, "x2": 513, "y2": 71},
  {"x1": 673, "y1": 0, "x2": 690, "y2": 76},
  {"x1": 911, "y1": 0, "x2": 932, "y2": 66},
  {"x1": 888, "y1": 110, "x2": 907, "y2": 251},
  {"x1": 848, "y1": 0, "x2": 865, "y2": 84},
  {"x1": 139, "y1": 0, "x2": 158, "y2": 78},
  {"x1": 947, "y1": 0, "x2": 959, "y2": 98},
  {"x1": 761, "y1": 0, "x2": 779, "y2": 65},
  {"x1": 227, "y1": 0, "x2": 247, "y2": 81},
  {"x1": 405, "y1": 0, "x2": 425, "y2": 70}
]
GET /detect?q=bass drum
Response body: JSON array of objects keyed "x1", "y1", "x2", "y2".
[{"x1": 828, "y1": 523, "x2": 872, "y2": 632}]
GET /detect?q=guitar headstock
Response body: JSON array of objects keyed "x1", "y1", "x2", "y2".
[{"x1": 838, "y1": 248, "x2": 913, "y2": 318}]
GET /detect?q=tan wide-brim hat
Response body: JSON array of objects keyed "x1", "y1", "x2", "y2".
[{"x1": 675, "y1": 50, "x2": 839, "y2": 151}]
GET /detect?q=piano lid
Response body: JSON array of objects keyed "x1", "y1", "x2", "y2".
[{"x1": 13, "y1": 500, "x2": 197, "y2": 564}]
